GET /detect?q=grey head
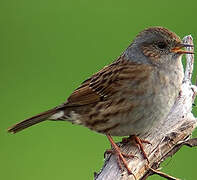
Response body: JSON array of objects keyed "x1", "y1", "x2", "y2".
[{"x1": 124, "y1": 27, "x2": 193, "y2": 66}]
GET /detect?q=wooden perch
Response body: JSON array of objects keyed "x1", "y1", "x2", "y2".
[{"x1": 94, "y1": 35, "x2": 197, "y2": 180}]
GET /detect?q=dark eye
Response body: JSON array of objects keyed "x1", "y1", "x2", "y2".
[{"x1": 157, "y1": 42, "x2": 167, "y2": 49}]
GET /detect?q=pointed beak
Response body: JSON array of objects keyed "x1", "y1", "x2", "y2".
[{"x1": 171, "y1": 43, "x2": 194, "y2": 54}]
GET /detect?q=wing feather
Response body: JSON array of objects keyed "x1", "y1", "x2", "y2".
[{"x1": 65, "y1": 57, "x2": 152, "y2": 107}]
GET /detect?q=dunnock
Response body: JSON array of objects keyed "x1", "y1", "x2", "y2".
[{"x1": 8, "y1": 27, "x2": 194, "y2": 174}]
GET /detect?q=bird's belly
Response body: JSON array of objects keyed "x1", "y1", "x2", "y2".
[
  {"x1": 108, "y1": 67, "x2": 183, "y2": 136},
  {"x1": 107, "y1": 87, "x2": 179, "y2": 136}
]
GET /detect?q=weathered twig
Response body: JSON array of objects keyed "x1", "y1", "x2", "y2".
[{"x1": 94, "y1": 35, "x2": 197, "y2": 180}]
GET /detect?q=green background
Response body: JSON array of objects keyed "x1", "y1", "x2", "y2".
[{"x1": 1, "y1": 0, "x2": 197, "y2": 179}]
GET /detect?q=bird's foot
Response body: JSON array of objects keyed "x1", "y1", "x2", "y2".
[
  {"x1": 106, "y1": 135, "x2": 136, "y2": 177},
  {"x1": 122, "y1": 135, "x2": 151, "y2": 163}
]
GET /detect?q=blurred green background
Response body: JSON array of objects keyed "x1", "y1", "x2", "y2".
[{"x1": 1, "y1": 0, "x2": 197, "y2": 179}]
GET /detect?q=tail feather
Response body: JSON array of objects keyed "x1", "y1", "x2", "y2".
[{"x1": 8, "y1": 108, "x2": 59, "y2": 133}]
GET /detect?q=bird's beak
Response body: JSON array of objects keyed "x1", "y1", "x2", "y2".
[{"x1": 171, "y1": 43, "x2": 194, "y2": 54}]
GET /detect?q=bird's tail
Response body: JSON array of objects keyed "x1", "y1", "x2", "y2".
[{"x1": 8, "y1": 108, "x2": 60, "y2": 133}]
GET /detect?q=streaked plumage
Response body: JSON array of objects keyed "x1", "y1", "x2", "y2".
[
  {"x1": 8, "y1": 27, "x2": 186, "y2": 136},
  {"x1": 8, "y1": 27, "x2": 194, "y2": 174}
]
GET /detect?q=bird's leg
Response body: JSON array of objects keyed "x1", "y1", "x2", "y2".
[
  {"x1": 106, "y1": 134, "x2": 136, "y2": 176},
  {"x1": 122, "y1": 135, "x2": 151, "y2": 163}
]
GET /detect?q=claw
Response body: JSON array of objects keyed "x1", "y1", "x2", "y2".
[
  {"x1": 106, "y1": 135, "x2": 136, "y2": 178},
  {"x1": 105, "y1": 149, "x2": 137, "y2": 159},
  {"x1": 122, "y1": 135, "x2": 151, "y2": 163}
]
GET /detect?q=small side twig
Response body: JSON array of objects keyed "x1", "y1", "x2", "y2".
[
  {"x1": 182, "y1": 137, "x2": 197, "y2": 147},
  {"x1": 149, "y1": 167, "x2": 180, "y2": 180}
]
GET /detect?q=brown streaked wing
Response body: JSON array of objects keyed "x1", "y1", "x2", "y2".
[
  {"x1": 66, "y1": 79, "x2": 101, "y2": 106},
  {"x1": 65, "y1": 57, "x2": 152, "y2": 107}
]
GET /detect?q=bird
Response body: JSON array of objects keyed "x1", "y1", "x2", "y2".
[{"x1": 8, "y1": 26, "x2": 194, "y2": 175}]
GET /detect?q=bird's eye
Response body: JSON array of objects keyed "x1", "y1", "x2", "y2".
[{"x1": 157, "y1": 42, "x2": 167, "y2": 49}]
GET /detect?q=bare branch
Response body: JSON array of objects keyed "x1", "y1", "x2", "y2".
[{"x1": 183, "y1": 35, "x2": 194, "y2": 83}]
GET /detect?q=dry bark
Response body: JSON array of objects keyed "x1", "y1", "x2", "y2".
[{"x1": 94, "y1": 35, "x2": 197, "y2": 180}]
